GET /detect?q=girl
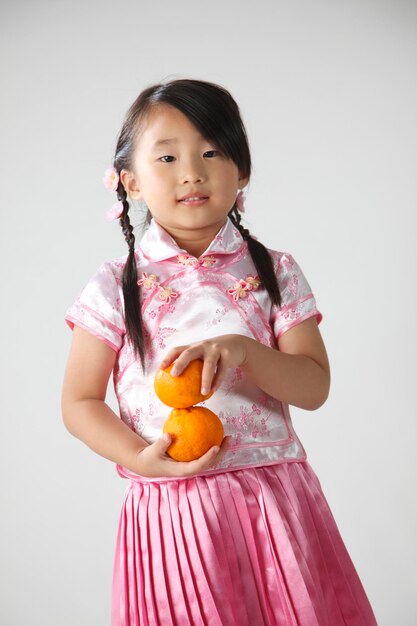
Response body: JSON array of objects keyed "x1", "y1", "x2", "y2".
[{"x1": 61, "y1": 78, "x2": 378, "y2": 626}]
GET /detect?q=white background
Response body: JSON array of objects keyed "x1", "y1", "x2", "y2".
[{"x1": 1, "y1": 1, "x2": 416, "y2": 624}]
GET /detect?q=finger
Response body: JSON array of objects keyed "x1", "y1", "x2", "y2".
[
  {"x1": 210, "y1": 436, "x2": 233, "y2": 468},
  {"x1": 182, "y1": 444, "x2": 221, "y2": 475},
  {"x1": 170, "y1": 345, "x2": 204, "y2": 376},
  {"x1": 159, "y1": 346, "x2": 189, "y2": 370},
  {"x1": 210, "y1": 360, "x2": 228, "y2": 393},
  {"x1": 155, "y1": 432, "x2": 172, "y2": 455},
  {"x1": 201, "y1": 356, "x2": 220, "y2": 395}
]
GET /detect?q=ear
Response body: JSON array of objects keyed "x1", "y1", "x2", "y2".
[
  {"x1": 120, "y1": 169, "x2": 143, "y2": 200},
  {"x1": 238, "y1": 173, "x2": 249, "y2": 189}
]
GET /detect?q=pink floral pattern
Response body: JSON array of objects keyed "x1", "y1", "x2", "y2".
[
  {"x1": 205, "y1": 306, "x2": 230, "y2": 329},
  {"x1": 222, "y1": 367, "x2": 243, "y2": 396},
  {"x1": 220, "y1": 403, "x2": 269, "y2": 445},
  {"x1": 131, "y1": 408, "x2": 145, "y2": 435},
  {"x1": 280, "y1": 255, "x2": 300, "y2": 297},
  {"x1": 155, "y1": 327, "x2": 176, "y2": 349},
  {"x1": 65, "y1": 218, "x2": 322, "y2": 472}
]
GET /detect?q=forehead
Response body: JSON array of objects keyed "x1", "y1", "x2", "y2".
[{"x1": 136, "y1": 104, "x2": 206, "y2": 150}]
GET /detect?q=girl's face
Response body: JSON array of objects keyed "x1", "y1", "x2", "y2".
[{"x1": 121, "y1": 104, "x2": 248, "y2": 254}]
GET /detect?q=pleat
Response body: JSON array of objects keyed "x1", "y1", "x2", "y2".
[
  {"x1": 112, "y1": 461, "x2": 378, "y2": 626},
  {"x1": 292, "y1": 463, "x2": 376, "y2": 623},
  {"x1": 220, "y1": 471, "x2": 293, "y2": 625}
]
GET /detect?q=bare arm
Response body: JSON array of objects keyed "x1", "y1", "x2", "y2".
[
  {"x1": 159, "y1": 316, "x2": 330, "y2": 412},
  {"x1": 61, "y1": 326, "x2": 148, "y2": 473},
  {"x1": 61, "y1": 326, "x2": 230, "y2": 477},
  {"x1": 240, "y1": 316, "x2": 331, "y2": 410}
]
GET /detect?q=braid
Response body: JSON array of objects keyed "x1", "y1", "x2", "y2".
[
  {"x1": 115, "y1": 181, "x2": 147, "y2": 374},
  {"x1": 228, "y1": 205, "x2": 251, "y2": 241},
  {"x1": 228, "y1": 206, "x2": 282, "y2": 307},
  {"x1": 117, "y1": 185, "x2": 135, "y2": 253}
]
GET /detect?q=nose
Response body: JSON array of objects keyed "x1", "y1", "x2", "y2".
[{"x1": 179, "y1": 156, "x2": 206, "y2": 184}]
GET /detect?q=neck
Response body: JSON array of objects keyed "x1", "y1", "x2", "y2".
[{"x1": 156, "y1": 218, "x2": 227, "y2": 258}]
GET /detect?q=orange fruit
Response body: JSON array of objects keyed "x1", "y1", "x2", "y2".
[
  {"x1": 163, "y1": 406, "x2": 224, "y2": 462},
  {"x1": 154, "y1": 359, "x2": 214, "y2": 408}
]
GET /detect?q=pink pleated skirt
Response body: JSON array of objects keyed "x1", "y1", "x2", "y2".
[{"x1": 111, "y1": 460, "x2": 377, "y2": 626}]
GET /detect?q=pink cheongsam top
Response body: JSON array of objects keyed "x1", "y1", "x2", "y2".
[{"x1": 64, "y1": 216, "x2": 323, "y2": 478}]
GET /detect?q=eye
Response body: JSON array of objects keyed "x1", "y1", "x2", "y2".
[
  {"x1": 158, "y1": 155, "x2": 175, "y2": 163},
  {"x1": 204, "y1": 150, "x2": 220, "y2": 158}
]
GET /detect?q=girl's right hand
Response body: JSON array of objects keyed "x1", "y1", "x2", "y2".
[{"x1": 132, "y1": 433, "x2": 232, "y2": 479}]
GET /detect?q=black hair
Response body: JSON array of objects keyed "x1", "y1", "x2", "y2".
[{"x1": 112, "y1": 78, "x2": 282, "y2": 374}]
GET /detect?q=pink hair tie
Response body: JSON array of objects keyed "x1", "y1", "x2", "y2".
[
  {"x1": 105, "y1": 200, "x2": 124, "y2": 221},
  {"x1": 103, "y1": 166, "x2": 123, "y2": 220},
  {"x1": 103, "y1": 166, "x2": 119, "y2": 192},
  {"x1": 236, "y1": 190, "x2": 246, "y2": 213}
]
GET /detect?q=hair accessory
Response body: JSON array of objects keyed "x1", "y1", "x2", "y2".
[
  {"x1": 103, "y1": 167, "x2": 119, "y2": 192},
  {"x1": 236, "y1": 189, "x2": 246, "y2": 213},
  {"x1": 105, "y1": 201, "x2": 124, "y2": 221}
]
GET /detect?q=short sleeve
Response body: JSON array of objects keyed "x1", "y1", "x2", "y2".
[
  {"x1": 64, "y1": 262, "x2": 126, "y2": 352},
  {"x1": 270, "y1": 253, "x2": 323, "y2": 340}
]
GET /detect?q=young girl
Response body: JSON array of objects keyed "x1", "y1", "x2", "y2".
[{"x1": 61, "y1": 78, "x2": 378, "y2": 626}]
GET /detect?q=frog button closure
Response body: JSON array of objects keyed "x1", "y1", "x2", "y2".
[{"x1": 176, "y1": 254, "x2": 217, "y2": 268}]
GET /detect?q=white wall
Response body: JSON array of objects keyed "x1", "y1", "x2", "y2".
[{"x1": 1, "y1": 1, "x2": 416, "y2": 624}]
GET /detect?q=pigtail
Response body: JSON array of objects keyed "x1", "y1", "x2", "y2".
[
  {"x1": 228, "y1": 206, "x2": 282, "y2": 308},
  {"x1": 109, "y1": 79, "x2": 285, "y2": 374},
  {"x1": 116, "y1": 182, "x2": 147, "y2": 374}
]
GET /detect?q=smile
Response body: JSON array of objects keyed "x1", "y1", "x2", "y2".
[{"x1": 178, "y1": 197, "x2": 209, "y2": 205}]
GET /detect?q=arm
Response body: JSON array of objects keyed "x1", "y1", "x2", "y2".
[
  {"x1": 159, "y1": 317, "x2": 330, "y2": 412},
  {"x1": 61, "y1": 326, "x2": 149, "y2": 472},
  {"x1": 240, "y1": 316, "x2": 331, "y2": 410},
  {"x1": 61, "y1": 326, "x2": 230, "y2": 476}
]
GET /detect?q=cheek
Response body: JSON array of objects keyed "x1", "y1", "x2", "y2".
[
  {"x1": 220, "y1": 162, "x2": 240, "y2": 185},
  {"x1": 142, "y1": 167, "x2": 170, "y2": 191}
]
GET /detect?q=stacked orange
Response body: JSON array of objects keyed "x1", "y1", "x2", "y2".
[{"x1": 154, "y1": 359, "x2": 224, "y2": 462}]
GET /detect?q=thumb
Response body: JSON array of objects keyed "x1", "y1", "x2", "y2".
[{"x1": 158, "y1": 432, "x2": 172, "y2": 451}]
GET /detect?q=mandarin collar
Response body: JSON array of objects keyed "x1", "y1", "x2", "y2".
[{"x1": 138, "y1": 217, "x2": 245, "y2": 263}]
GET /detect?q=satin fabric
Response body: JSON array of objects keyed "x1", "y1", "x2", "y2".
[
  {"x1": 112, "y1": 460, "x2": 377, "y2": 626},
  {"x1": 65, "y1": 217, "x2": 324, "y2": 474}
]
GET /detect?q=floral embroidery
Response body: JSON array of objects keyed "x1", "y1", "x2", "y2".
[
  {"x1": 289, "y1": 273, "x2": 299, "y2": 297},
  {"x1": 205, "y1": 306, "x2": 230, "y2": 328},
  {"x1": 131, "y1": 408, "x2": 145, "y2": 435},
  {"x1": 155, "y1": 327, "x2": 176, "y2": 349},
  {"x1": 137, "y1": 272, "x2": 159, "y2": 289},
  {"x1": 176, "y1": 254, "x2": 217, "y2": 267},
  {"x1": 227, "y1": 274, "x2": 261, "y2": 301},
  {"x1": 282, "y1": 305, "x2": 301, "y2": 322},
  {"x1": 220, "y1": 403, "x2": 269, "y2": 445},
  {"x1": 222, "y1": 367, "x2": 243, "y2": 396}
]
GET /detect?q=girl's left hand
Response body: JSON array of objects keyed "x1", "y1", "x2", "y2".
[{"x1": 159, "y1": 334, "x2": 250, "y2": 396}]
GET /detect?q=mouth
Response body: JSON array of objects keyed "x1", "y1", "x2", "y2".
[{"x1": 178, "y1": 194, "x2": 209, "y2": 206}]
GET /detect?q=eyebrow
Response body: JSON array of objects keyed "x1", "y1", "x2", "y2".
[{"x1": 151, "y1": 137, "x2": 179, "y2": 149}]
